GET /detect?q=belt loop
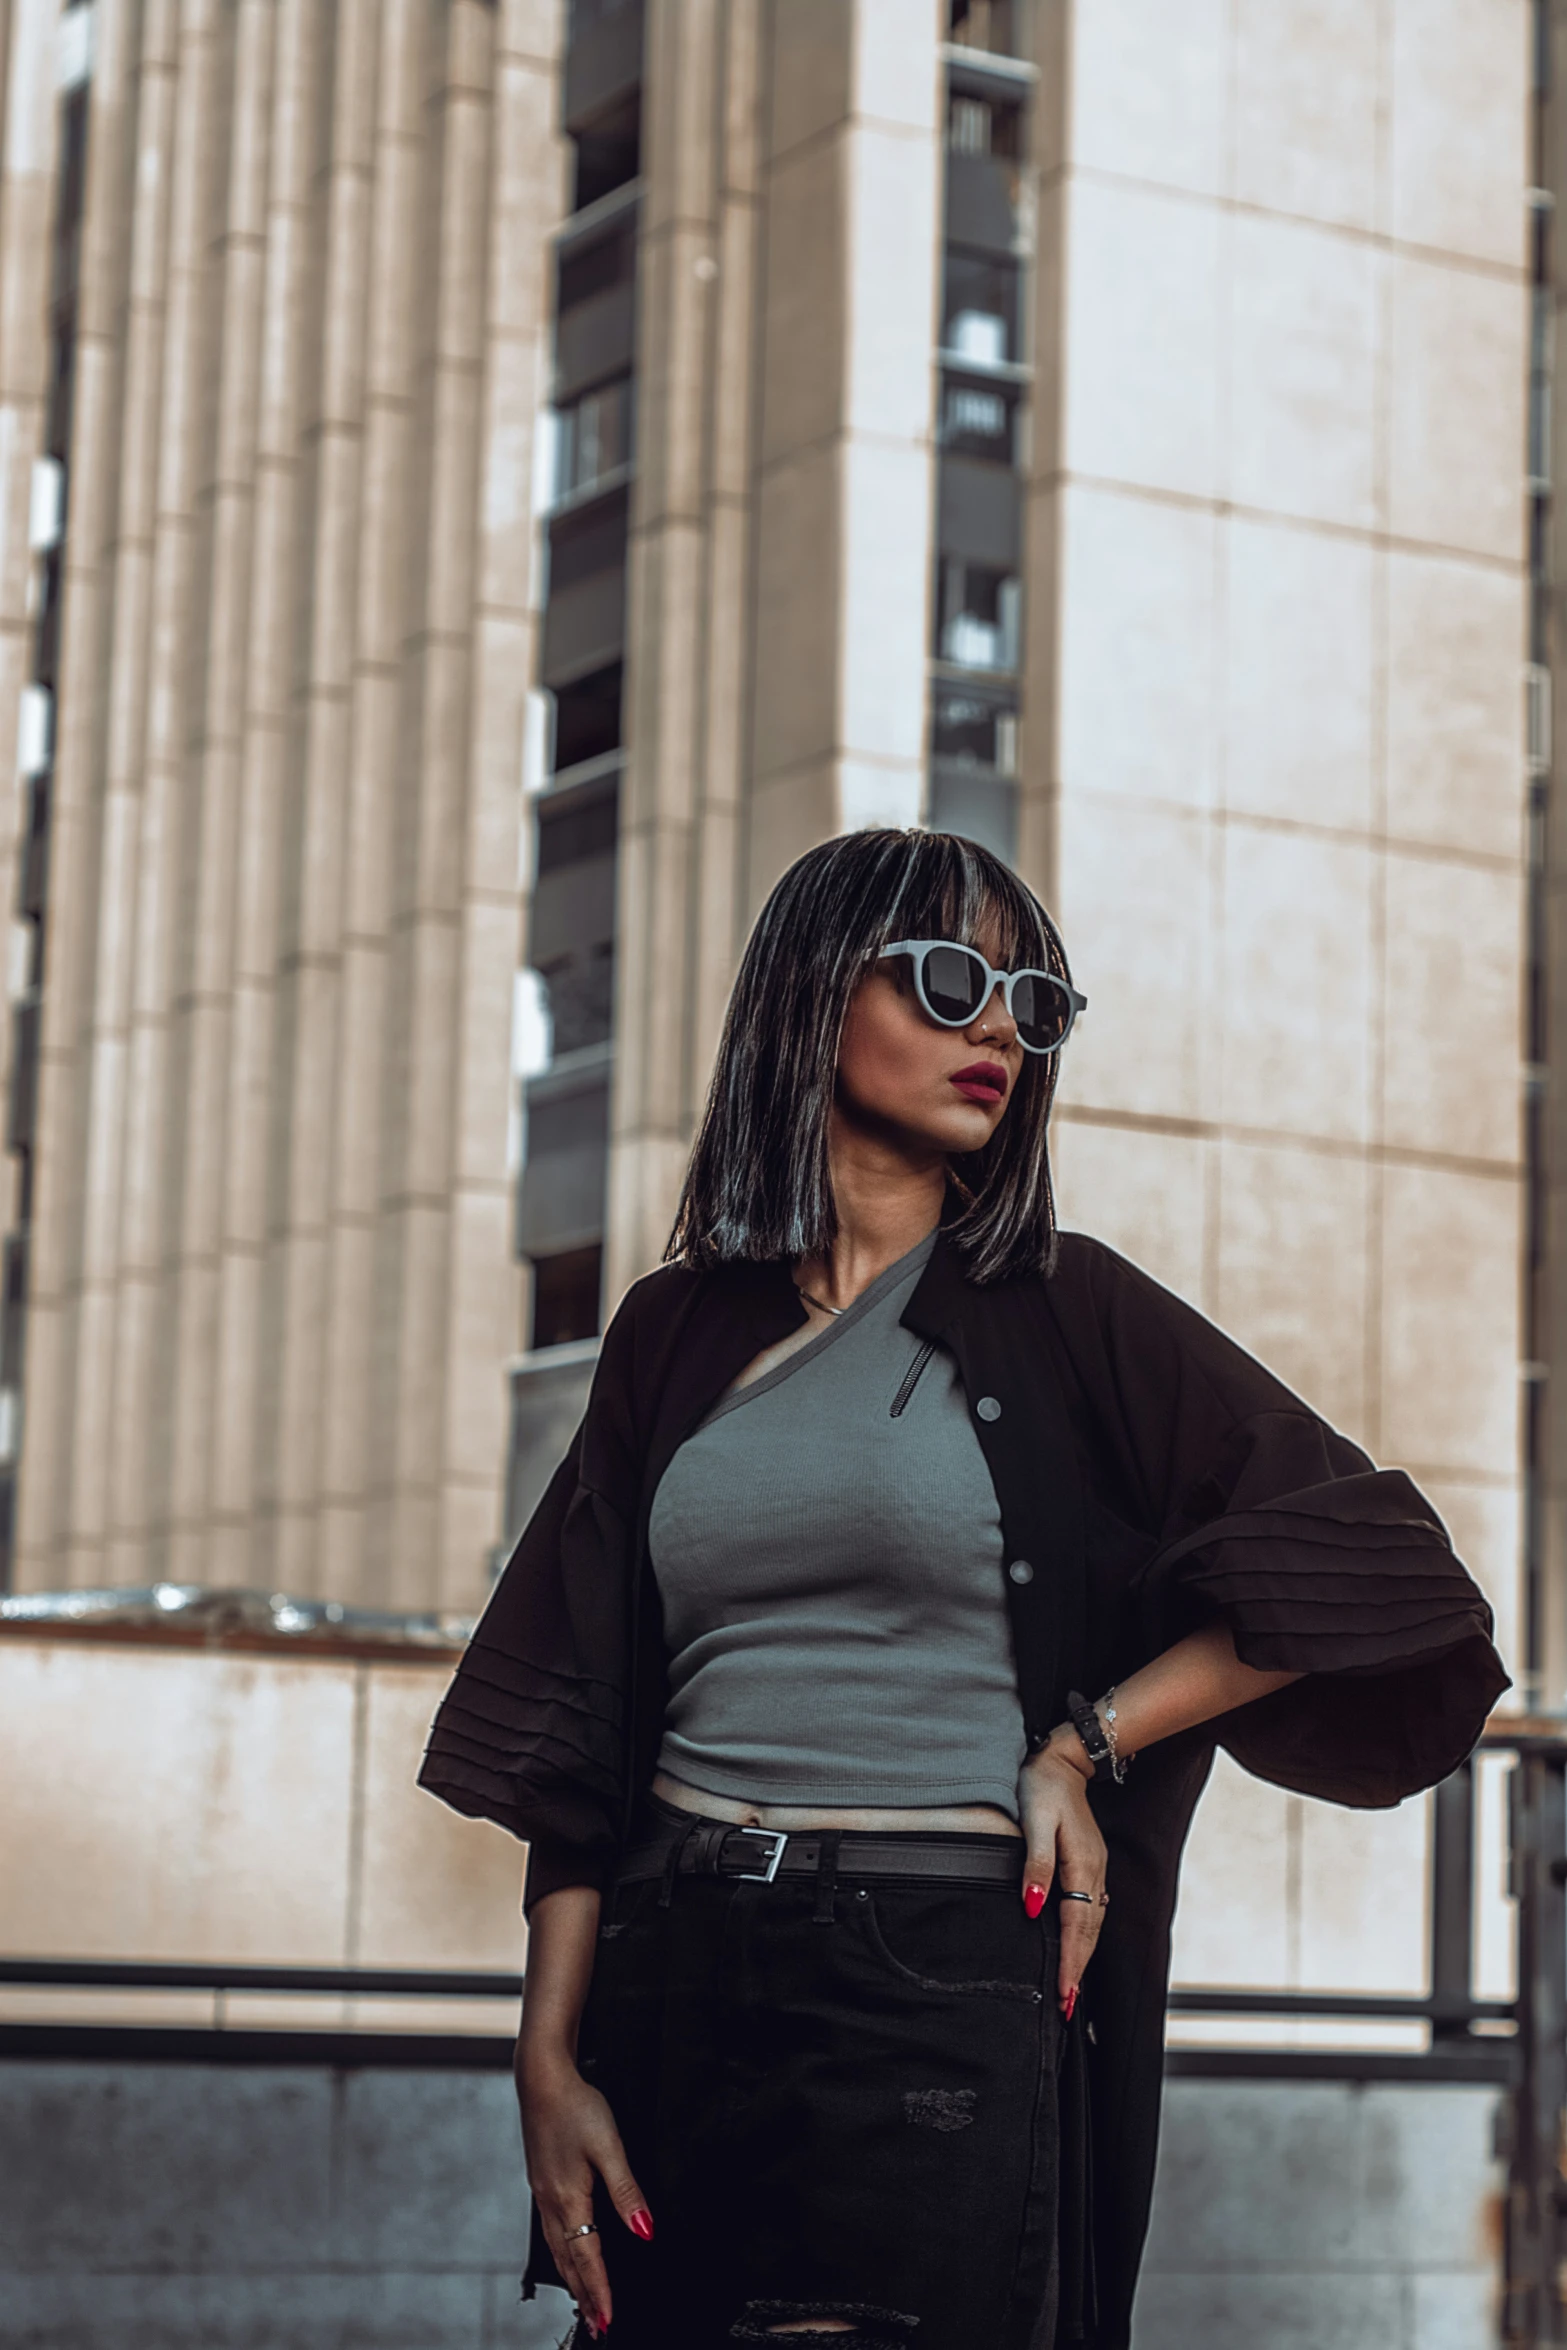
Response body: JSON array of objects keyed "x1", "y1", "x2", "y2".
[
  {"x1": 812, "y1": 1830, "x2": 841, "y2": 1925},
  {"x1": 658, "y1": 1816, "x2": 698, "y2": 1909}
]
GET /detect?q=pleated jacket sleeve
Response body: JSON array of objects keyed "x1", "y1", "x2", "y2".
[{"x1": 1064, "y1": 1236, "x2": 1509, "y2": 1804}]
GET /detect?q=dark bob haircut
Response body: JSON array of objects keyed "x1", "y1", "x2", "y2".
[{"x1": 666, "y1": 828, "x2": 1076, "y2": 1285}]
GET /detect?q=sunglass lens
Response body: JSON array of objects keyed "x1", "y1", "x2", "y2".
[
  {"x1": 1011, "y1": 971, "x2": 1071, "y2": 1051},
  {"x1": 921, "y1": 945, "x2": 989, "y2": 1025}
]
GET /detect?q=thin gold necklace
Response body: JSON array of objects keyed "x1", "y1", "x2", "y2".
[{"x1": 794, "y1": 1282, "x2": 844, "y2": 1318}]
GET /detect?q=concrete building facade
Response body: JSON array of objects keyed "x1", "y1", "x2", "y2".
[{"x1": 0, "y1": 1, "x2": 1541, "y2": 2344}]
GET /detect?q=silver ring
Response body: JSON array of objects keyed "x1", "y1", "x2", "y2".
[
  {"x1": 1059, "y1": 1889, "x2": 1094, "y2": 1903},
  {"x1": 566, "y1": 2222, "x2": 598, "y2": 2241}
]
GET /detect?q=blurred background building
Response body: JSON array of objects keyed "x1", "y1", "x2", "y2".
[{"x1": 0, "y1": 1, "x2": 1545, "y2": 2345}]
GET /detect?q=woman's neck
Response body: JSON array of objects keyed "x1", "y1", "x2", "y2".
[{"x1": 798, "y1": 1121, "x2": 946, "y2": 1312}]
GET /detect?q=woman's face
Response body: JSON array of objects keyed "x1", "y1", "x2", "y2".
[{"x1": 834, "y1": 936, "x2": 1023, "y2": 1162}]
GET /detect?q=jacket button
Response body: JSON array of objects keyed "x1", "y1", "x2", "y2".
[
  {"x1": 1008, "y1": 1559, "x2": 1034, "y2": 1585},
  {"x1": 976, "y1": 1395, "x2": 1002, "y2": 1422}
]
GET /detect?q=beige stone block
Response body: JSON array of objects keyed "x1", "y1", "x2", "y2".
[
  {"x1": 844, "y1": 129, "x2": 939, "y2": 449},
  {"x1": 1298, "y1": 1790, "x2": 1429, "y2": 1991},
  {"x1": 767, "y1": 0, "x2": 852, "y2": 160},
  {"x1": 403, "y1": 916, "x2": 463, "y2": 1198},
  {"x1": 836, "y1": 759, "x2": 923, "y2": 834},
  {"x1": 1386, "y1": 550, "x2": 1525, "y2": 861},
  {"x1": 354, "y1": 1665, "x2": 527, "y2": 1968},
  {"x1": 1233, "y1": 0, "x2": 1378, "y2": 231},
  {"x1": 442, "y1": 1187, "x2": 514, "y2": 1485},
  {"x1": 1171, "y1": 1750, "x2": 1293, "y2": 1988},
  {"x1": 1228, "y1": 214, "x2": 1377, "y2": 531},
  {"x1": 1390, "y1": 0, "x2": 1528, "y2": 267},
  {"x1": 1057, "y1": 485, "x2": 1217, "y2": 812},
  {"x1": 1223, "y1": 515, "x2": 1374, "y2": 834},
  {"x1": 438, "y1": 1475, "x2": 508, "y2": 1615},
  {"x1": 853, "y1": 0, "x2": 941, "y2": 131},
  {"x1": 451, "y1": 895, "x2": 517, "y2": 1184},
  {"x1": 751, "y1": 448, "x2": 840, "y2": 782},
  {"x1": 1219, "y1": 825, "x2": 1375, "y2": 1144},
  {"x1": 1070, "y1": 0, "x2": 1228, "y2": 198},
  {"x1": 1379, "y1": 1160, "x2": 1520, "y2": 1476},
  {"x1": 1054, "y1": 796, "x2": 1210, "y2": 1123},
  {"x1": 1063, "y1": 177, "x2": 1221, "y2": 501},
  {"x1": 760, "y1": 141, "x2": 846, "y2": 466},
  {"x1": 1389, "y1": 255, "x2": 1527, "y2": 563},
  {"x1": 1215, "y1": 1138, "x2": 1370, "y2": 1440},
  {"x1": 1381, "y1": 851, "x2": 1522, "y2": 1165},
  {"x1": 746, "y1": 756, "x2": 840, "y2": 918},
  {"x1": 1049, "y1": 1116, "x2": 1207, "y2": 1305},
  {"x1": 0, "y1": 1643, "x2": 355, "y2": 1961},
  {"x1": 1420, "y1": 1474, "x2": 1521, "y2": 1681},
  {"x1": 840, "y1": 438, "x2": 932, "y2": 770}
]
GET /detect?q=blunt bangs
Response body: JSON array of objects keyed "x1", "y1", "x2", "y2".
[{"x1": 667, "y1": 829, "x2": 1075, "y2": 1285}]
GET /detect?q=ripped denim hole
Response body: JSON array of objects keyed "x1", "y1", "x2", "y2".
[
  {"x1": 902, "y1": 2086, "x2": 976, "y2": 2132},
  {"x1": 730, "y1": 2299, "x2": 919, "y2": 2346}
]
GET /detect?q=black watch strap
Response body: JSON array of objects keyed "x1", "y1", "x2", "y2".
[{"x1": 1066, "y1": 1690, "x2": 1114, "y2": 1782}]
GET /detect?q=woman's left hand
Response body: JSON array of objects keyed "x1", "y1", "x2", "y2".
[{"x1": 1017, "y1": 1737, "x2": 1107, "y2": 2017}]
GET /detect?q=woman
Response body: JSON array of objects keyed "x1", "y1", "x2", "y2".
[{"x1": 421, "y1": 829, "x2": 1506, "y2": 2350}]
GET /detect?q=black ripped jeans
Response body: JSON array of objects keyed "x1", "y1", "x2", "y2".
[{"x1": 559, "y1": 1803, "x2": 1071, "y2": 2349}]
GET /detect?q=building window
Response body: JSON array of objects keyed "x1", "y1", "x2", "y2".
[
  {"x1": 554, "y1": 376, "x2": 634, "y2": 506},
  {"x1": 938, "y1": 560, "x2": 1019, "y2": 672},
  {"x1": 939, "y1": 375, "x2": 1018, "y2": 462},
  {"x1": 947, "y1": 90, "x2": 1021, "y2": 158},
  {"x1": 942, "y1": 249, "x2": 1019, "y2": 366},
  {"x1": 948, "y1": 0, "x2": 1020, "y2": 55},
  {"x1": 932, "y1": 682, "x2": 1018, "y2": 775},
  {"x1": 530, "y1": 1244, "x2": 604, "y2": 1350}
]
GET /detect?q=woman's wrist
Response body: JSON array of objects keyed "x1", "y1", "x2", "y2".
[{"x1": 1031, "y1": 1722, "x2": 1095, "y2": 1784}]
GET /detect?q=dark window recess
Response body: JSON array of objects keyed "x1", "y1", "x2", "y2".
[
  {"x1": 939, "y1": 375, "x2": 1018, "y2": 462},
  {"x1": 7, "y1": 994, "x2": 40, "y2": 1155},
  {"x1": 552, "y1": 663, "x2": 623, "y2": 772},
  {"x1": 572, "y1": 91, "x2": 641, "y2": 212},
  {"x1": 537, "y1": 782, "x2": 619, "y2": 876},
  {"x1": 937, "y1": 558, "x2": 1020, "y2": 672},
  {"x1": 0, "y1": 1232, "x2": 26, "y2": 1388},
  {"x1": 535, "y1": 945, "x2": 615, "y2": 1058},
  {"x1": 530, "y1": 775, "x2": 619, "y2": 1056},
  {"x1": 947, "y1": 91, "x2": 1021, "y2": 158},
  {"x1": 938, "y1": 453, "x2": 1020, "y2": 568},
  {"x1": 928, "y1": 767, "x2": 1018, "y2": 864},
  {"x1": 530, "y1": 1245, "x2": 604, "y2": 1350},
  {"x1": 556, "y1": 376, "x2": 634, "y2": 504},
  {"x1": 558, "y1": 223, "x2": 636, "y2": 316},
  {"x1": 942, "y1": 248, "x2": 1020, "y2": 366},
  {"x1": 17, "y1": 780, "x2": 49, "y2": 920},
  {"x1": 547, "y1": 485, "x2": 629, "y2": 594},
  {"x1": 933, "y1": 683, "x2": 1017, "y2": 774},
  {"x1": 948, "y1": 0, "x2": 1020, "y2": 55},
  {"x1": 32, "y1": 550, "x2": 63, "y2": 689}
]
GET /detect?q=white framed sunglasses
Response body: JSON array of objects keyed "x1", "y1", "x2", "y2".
[{"x1": 879, "y1": 939, "x2": 1086, "y2": 1056}]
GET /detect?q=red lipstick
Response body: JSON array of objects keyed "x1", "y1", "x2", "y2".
[{"x1": 949, "y1": 1061, "x2": 1008, "y2": 1106}]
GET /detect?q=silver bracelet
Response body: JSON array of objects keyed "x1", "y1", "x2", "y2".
[{"x1": 1099, "y1": 1687, "x2": 1130, "y2": 1785}]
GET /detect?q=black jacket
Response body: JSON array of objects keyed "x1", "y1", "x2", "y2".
[{"x1": 419, "y1": 1231, "x2": 1507, "y2": 2346}]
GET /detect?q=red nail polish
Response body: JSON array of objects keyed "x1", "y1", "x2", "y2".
[
  {"x1": 1024, "y1": 1883, "x2": 1046, "y2": 1919},
  {"x1": 630, "y1": 2208, "x2": 654, "y2": 2242},
  {"x1": 1063, "y1": 1984, "x2": 1078, "y2": 2021}
]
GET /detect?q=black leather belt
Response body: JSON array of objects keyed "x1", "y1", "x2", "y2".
[{"x1": 617, "y1": 1818, "x2": 1025, "y2": 1891}]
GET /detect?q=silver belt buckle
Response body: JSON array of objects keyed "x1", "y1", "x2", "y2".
[{"x1": 733, "y1": 1826, "x2": 788, "y2": 1883}]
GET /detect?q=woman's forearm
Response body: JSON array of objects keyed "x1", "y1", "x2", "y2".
[
  {"x1": 517, "y1": 1883, "x2": 601, "y2": 2079},
  {"x1": 1041, "y1": 1621, "x2": 1302, "y2": 1779}
]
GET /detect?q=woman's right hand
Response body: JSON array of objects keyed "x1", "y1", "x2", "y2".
[{"x1": 518, "y1": 2045, "x2": 654, "y2": 2339}]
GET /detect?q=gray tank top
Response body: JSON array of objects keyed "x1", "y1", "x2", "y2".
[{"x1": 649, "y1": 1232, "x2": 1027, "y2": 1817}]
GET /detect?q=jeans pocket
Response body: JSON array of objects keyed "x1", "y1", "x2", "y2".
[{"x1": 852, "y1": 1886, "x2": 1050, "y2": 2003}]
